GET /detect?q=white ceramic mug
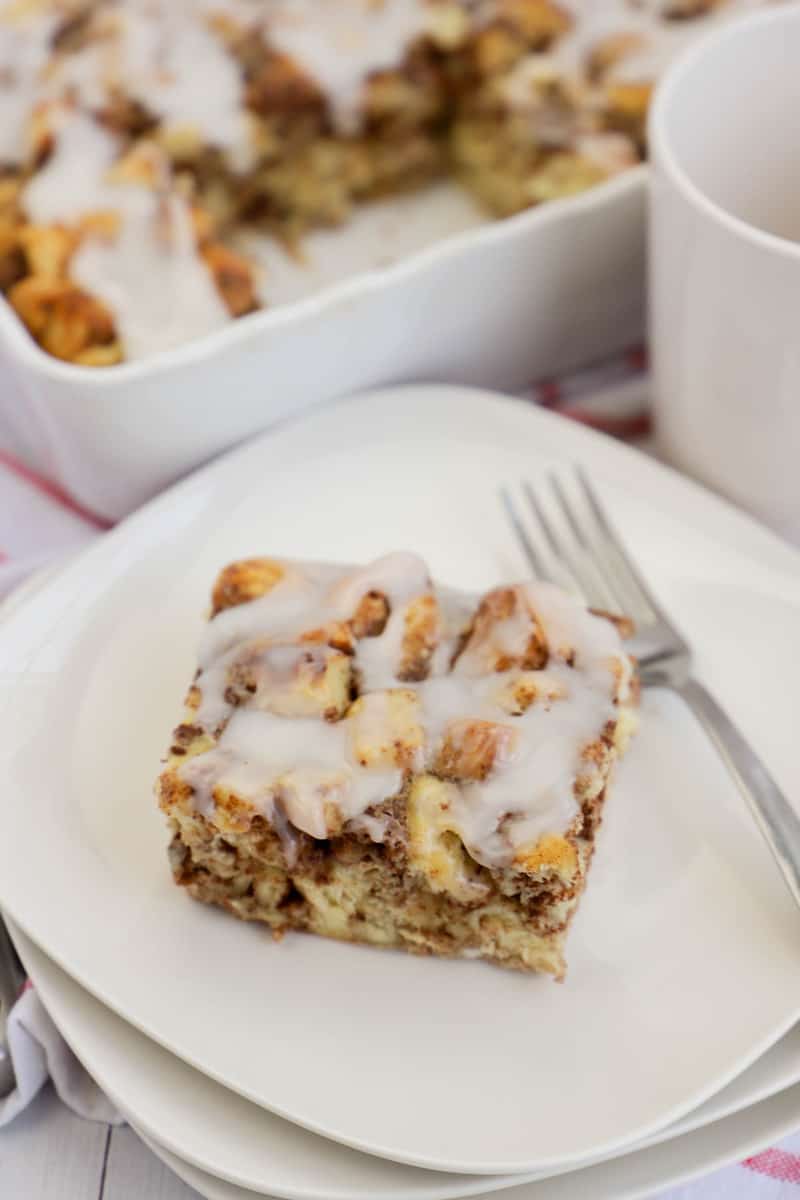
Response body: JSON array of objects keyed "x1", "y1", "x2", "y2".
[{"x1": 649, "y1": 5, "x2": 800, "y2": 541}]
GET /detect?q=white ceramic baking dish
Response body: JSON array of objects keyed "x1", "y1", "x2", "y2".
[{"x1": 0, "y1": 167, "x2": 645, "y2": 521}]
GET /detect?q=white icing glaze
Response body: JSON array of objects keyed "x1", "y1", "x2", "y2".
[
  {"x1": 500, "y1": 52, "x2": 572, "y2": 117},
  {"x1": 412, "y1": 584, "x2": 622, "y2": 865},
  {"x1": 22, "y1": 106, "x2": 120, "y2": 223},
  {"x1": 327, "y1": 549, "x2": 431, "y2": 611},
  {"x1": 199, "y1": 562, "x2": 346, "y2": 668},
  {"x1": 499, "y1": 0, "x2": 770, "y2": 172},
  {"x1": 574, "y1": 131, "x2": 638, "y2": 174},
  {"x1": 261, "y1": 0, "x2": 437, "y2": 134},
  {"x1": 0, "y1": 0, "x2": 255, "y2": 168},
  {"x1": 122, "y1": 0, "x2": 253, "y2": 168},
  {"x1": 181, "y1": 707, "x2": 403, "y2": 840},
  {"x1": 71, "y1": 173, "x2": 230, "y2": 360},
  {"x1": 453, "y1": 601, "x2": 535, "y2": 678},
  {"x1": 347, "y1": 811, "x2": 391, "y2": 843},
  {"x1": 195, "y1": 640, "x2": 344, "y2": 731},
  {"x1": 355, "y1": 604, "x2": 417, "y2": 692},
  {"x1": 178, "y1": 555, "x2": 629, "y2": 868},
  {"x1": 22, "y1": 107, "x2": 230, "y2": 358},
  {"x1": 50, "y1": 0, "x2": 255, "y2": 169},
  {"x1": 1, "y1": 0, "x2": 774, "y2": 169},
  {"x1": 551, "y1": 0, "x2": 768, "y2": 84},
  {"x1": 497, "y1": 58, "x2": 639, "y2": 173},
  {"x1": 0, "y1": 4, "x2": 59, "y2": 164}
]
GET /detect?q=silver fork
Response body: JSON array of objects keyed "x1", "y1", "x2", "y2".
[{"x1": 501, "y1": 468, "x2": 800, "y2": 911}]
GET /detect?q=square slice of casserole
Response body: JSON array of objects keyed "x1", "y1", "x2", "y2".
[{"x1": 157, "y1": 552, "x2": 638, "y2": 978}]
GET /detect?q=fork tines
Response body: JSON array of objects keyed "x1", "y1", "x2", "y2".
[{"x1": 500, "y1": 469, "x2": 654, "y2": 622}]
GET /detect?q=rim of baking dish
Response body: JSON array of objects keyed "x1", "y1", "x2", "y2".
[
  {"x1": 0, "y1": 164, "x2": 647, "y2": 388},
  {"x1": 649, "y1": 4, "x2": 800, "y2": 264}
]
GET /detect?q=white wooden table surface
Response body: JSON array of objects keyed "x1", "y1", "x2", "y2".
[{"x1": 0, "y1": 1086, "x2": 200, "y2": 1199}]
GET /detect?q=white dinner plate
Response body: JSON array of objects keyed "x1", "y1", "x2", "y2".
[
  {"x1": 134, "y1": 1085, "x2": 800, "y2": 1200},
  {"x1": 137, "y1": 1085, "x2": 800, "y2": 1200},
  {"x1": 10, "y1": 918, "x2": 800, "y2": 1200},
  {"x1": 1, "y1": 386, "x2": 800, "y2": 1175}
]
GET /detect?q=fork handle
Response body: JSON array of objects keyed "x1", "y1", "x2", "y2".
[{"x1": 679, "y1": 677, "x2": 800, "y2": 910}]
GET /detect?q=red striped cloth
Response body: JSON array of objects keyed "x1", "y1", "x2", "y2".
[
  {"x1": 1, "y1": 345, "x2": 799, "y2": 1195},
  {"x1": 522, "y1": 343, "x2": 653, "y2": 441}
]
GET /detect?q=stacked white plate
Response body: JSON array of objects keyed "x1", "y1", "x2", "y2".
[{"x1": 2, "y1": 385, "x2": 800, "y2": 1199}]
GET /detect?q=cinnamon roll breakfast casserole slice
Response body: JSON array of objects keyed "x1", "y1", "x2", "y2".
[{"x1": 157, "y1": 552, "x2": 638, "y2": 978}]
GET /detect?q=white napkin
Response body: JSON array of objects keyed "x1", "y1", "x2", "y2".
[{"x1": 0, "y1": 986, "x2": 121, "y2": 1127}]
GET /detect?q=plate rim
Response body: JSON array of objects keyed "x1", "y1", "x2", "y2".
[
  {"x1": 132, "y1": 1084, "x2": 800, "y2": 1200},
  {"x1": 9, "y1": 915, "x2": 800, "y2": 1200}
]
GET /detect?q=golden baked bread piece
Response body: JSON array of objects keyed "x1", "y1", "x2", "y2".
[
  {"x1": 449, "y1": 0, "x2": 767, "y2": 216},
  {"x1": 157, "y1": 552, "x2": 638, "y2": 978}
]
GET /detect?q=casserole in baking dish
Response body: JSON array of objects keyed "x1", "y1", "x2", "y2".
[
  {"x1": 0, "y1": 0, "x2": 769, "y2": 516},
  {"x1": 0, "y1": 0, "x2": 768, "y2": 366}
]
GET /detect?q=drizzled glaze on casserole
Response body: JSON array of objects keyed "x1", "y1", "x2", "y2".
[{"x1": 176, "y1": 552, "x2": 634, "y2": 870}]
